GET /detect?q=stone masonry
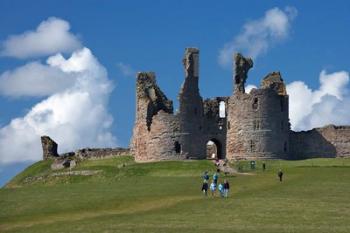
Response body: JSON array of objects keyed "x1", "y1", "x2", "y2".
[
  {"x1": 289, "y1": 125, "x2": 350, "y2": 159},
  {"x1": 132, "y1": 48, "x2": 228, "y2": 161},
  {"x1": 227, "y1": 70, "x2": 290, "y2": 160},
  {"x1": 131, "y1": 48, "x2": 350, "y2": 161},
  {"x1": 41, "y1": 136, "x2": 59, "y2": 160},
  {"x1": 41, "y1": 136, "x2": 130, "y2": 162}
]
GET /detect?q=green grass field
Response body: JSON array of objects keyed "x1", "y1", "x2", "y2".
[{"x1": 1, "y1": 156, "x2": 350, "y2": 233}]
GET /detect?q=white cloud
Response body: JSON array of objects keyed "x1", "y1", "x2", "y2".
[
  {"x1": 287, "y1": 70, "x2": 350, "y2": 131},
  {"x1": 116, "y1": 62, "x2": 135, "y2": 77},
  {"x1": 245, "y1": 84, "x2": 257, "y2": 93},
  {"x1": 1, "y1": 17, "x2": 81, "y2": 59},
  {"x1": 0, "y1": 62, "x2": 76, "y2": 97},
  {"x1": 0, "y1": 48, "x2": 117, "y2": 164},
  {"x1": 219, "y1": 6, "x2": 297, "y2": 66}
]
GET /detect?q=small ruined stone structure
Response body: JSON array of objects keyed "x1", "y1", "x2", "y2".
[
  {"x1": 41, "y1": 136, "x2": 59, "y2": 160},
  {"x1": 41, "y1": 137, "x2": 130, "y2": 161},
  {"x1": 131, "y1": 48, "x2": 350, "y2": 161},
  {"x1": 41, "y1": 136, "x2": 130, "y2": 170}
]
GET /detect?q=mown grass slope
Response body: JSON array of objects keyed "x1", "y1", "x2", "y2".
[{"x1": 1, "y1": 156, "x2": 350, "y2": 233}]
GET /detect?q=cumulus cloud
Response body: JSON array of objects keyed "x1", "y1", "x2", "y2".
[
  {"x1": 0, "y1": 62, "x2": 76, "y2": 97},
  {"x1": 1, "y1": 17, "x2": 81, "y2": 58},
  {"x1": 0, "y1": 48, "x2": 117, "y2": 164},
  {"x1": 116, "y1": 62, "x2": 136, "y2": 77},
  {"x1": 287, "y1": 70, "x2": 350, "y2": 131},
  {"x1": 219, "y1": 6, "x2": 297, "y2": 66}
]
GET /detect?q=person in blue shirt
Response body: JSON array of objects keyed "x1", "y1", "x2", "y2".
[
  {"x1": 203, "y1": 171, "x2": 209, "y2": 182},
  {"x1": 201, "y1": 171, "x2": 210, "y2": 196},
  {"x1": 213, "y1": 171, "x2": 219, "y2": 185},
  {"x1": 218, "y1": 183, "x2": 224, "y2": 197}
]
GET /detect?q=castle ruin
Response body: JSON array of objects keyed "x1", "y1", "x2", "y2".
[
  {"x1": 131, "y1": 48, "x2": 350, "y2": 161},
  {"x1": 41, "y1": 48, "x2": 350, "y2": 163}
]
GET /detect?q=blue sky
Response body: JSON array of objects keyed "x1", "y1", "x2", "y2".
[{"x1": 0, "y1": 0, "x2": 350, "y2": 186}]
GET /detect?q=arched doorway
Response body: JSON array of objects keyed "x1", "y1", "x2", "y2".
[{"x1": 206, "y1": 139, "x2": 223, "y2": 159}]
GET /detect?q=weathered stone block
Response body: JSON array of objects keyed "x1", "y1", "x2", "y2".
[{"x1": 41, "y1": 136, "x2": 58, "y2": 160}]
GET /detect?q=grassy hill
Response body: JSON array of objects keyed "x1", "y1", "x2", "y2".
[{"x1": 1, "y1": 156, "x2": 350, "y2": 233}]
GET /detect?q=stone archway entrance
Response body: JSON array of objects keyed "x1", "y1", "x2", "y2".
[{"x1": 206, "y1": 139, "x2": 223, "y2": 159}]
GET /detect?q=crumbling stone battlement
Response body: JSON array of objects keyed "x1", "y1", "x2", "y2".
[
  {"x1": 234, "y1": 53, "x2": 253, "y2": 94},
  {"x1": 136, "y1": 72, "x2": 173, "y2": 113},
  {"x1": 136, "y1": 72, "x2": 173, "y2": 130},
  {"x1": 261, "y1": 71, "x2": 287, "y2": 96}
]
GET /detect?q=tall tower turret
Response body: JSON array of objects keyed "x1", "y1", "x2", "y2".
[
  {"x1": 227, "y1": 54, "x2": 290, "y2": 160},
  {"x1": 178, "y1": 48, "x2": 203, "y2": 116},
  {"x1": 178, "y1": 48, "x2": 205, "y2": 158}
]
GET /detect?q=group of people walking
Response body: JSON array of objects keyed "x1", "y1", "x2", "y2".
[
  {"x1": 200, "y1": 165, "x2": 284, "y2": 198},
  {"x1": 201, "y1": 170, "x2": 230, "y2": 197}
]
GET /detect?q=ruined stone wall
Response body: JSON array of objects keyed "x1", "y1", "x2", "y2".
[
  {"x1": 132, "y1": 71, "x2": 186, "y2": 161},
  {"x1": 290, "y1": 125, "x2": 350, "y2": 159},
  {"x1": 74, "y1": 148, "x2": 130, "y2": 160},
  {"x1": 141, "y1": 111, "x2": 185, "y2": 161},
  {"x1": 132, "y1": 48, "x2": 228, "y2": 161},
  {"x1": 132, "y1": 50, "x2": 295, "y2": 162},
  {"x1": 41, "y1": 135, "x2": 130, "y2": 167},
  {"x1": 203, "y1": 97, "x2": 229, "y2": 159},
  {"x1": 227, "y1": 89, "x2": 290, "y2": 160}
]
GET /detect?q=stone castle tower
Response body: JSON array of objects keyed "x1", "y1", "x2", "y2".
[
  {"x1": 226, "y1": 54, "x2": 290, "y2": 160},
  {"x1": 131, "y1": 48, "x2": 350, "y2": 161}
]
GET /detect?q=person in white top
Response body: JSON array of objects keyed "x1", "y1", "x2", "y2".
[{"x1": 210, "y1": 182, "x2": 216, "y2": 196}]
